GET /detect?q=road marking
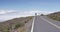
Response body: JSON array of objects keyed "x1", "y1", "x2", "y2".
[
  {"x1": 41, "y1": 17, "x2": 60, "y2": 29},
  {"x1": 31, "y1": 17, "x2": 35, "y2": 32}
]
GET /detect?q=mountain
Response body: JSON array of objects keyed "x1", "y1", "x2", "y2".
[
  {"x1": 47, "y1": 12, "x2": 60, "y2": 21},
  {"x1": 0, "y1": 16, "x2": 33, "y2": 32}
]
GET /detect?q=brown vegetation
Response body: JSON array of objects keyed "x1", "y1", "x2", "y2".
[
  {"x1": 47, "y1": 12, "x2": 60, "y2": 21},
  {"x1": 0, "y1": 16, "x2": 33, "y2": 32}
]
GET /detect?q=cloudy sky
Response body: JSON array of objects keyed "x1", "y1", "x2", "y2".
[{"x1": 0, "y1": 0, "x2": 60, "y2": 21}]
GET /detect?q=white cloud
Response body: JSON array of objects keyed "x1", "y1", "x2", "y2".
[
  {"x1": 0, "y1": 10, "x2": 59, "y2": 22},
  {"x1": 0, "y1": 10, "x2": 16, "y2": 14}
]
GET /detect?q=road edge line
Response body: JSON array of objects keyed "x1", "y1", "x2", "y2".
[{"x1": 31, "y1": 17, "x2": 35, "y2": 32}]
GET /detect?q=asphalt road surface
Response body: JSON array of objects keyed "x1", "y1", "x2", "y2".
[{"x1": 32, "y1": 16, "x2": 60, "y2": 32}]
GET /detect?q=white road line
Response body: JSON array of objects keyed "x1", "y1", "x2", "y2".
[
  {"x1": 41, "y1": 17, "x2": 60, "y2": 29},
  {"x1": 31, "y1": 17, "x2": 35, "y2": 32}
]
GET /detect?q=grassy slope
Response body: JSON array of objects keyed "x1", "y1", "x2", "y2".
[
  {"x1": 0, "y1": 16, "x2": 33, "y2": 32},
  {"x1": 47, "y1": 12, "x2": 60, "y2": 21}
]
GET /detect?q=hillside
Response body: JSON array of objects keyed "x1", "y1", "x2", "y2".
[
  {"x1": 0, "y1": 16, "x2": 33, "y2": 32},
  {"x1": 47, "y1": 12, "x2": 60, "y2": 21}
]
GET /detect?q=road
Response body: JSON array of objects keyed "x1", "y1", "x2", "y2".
[{"x1": 32, "y1": 16, "x2": 60, "y2": 32}]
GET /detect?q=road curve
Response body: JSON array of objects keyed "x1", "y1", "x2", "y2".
[{"x1": 33, "y1": 16, "x2": 60, "y2": 32}]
